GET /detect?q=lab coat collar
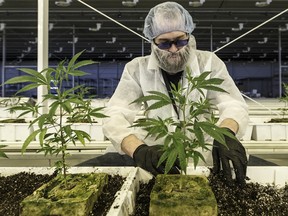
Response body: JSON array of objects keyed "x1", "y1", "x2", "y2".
[{"x1": 147, "y1": 50, "x2": 165, "y2": 85}]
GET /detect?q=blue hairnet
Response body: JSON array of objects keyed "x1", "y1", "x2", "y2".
[{"x1": 143, "y1": 2, "x2": 195, "y2": 40}]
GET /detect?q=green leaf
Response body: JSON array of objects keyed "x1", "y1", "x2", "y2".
[
  {"x1": 132, "y1": 95, "x2": 165, "y2": 105},
  {"x1": 61, "y1": 100, "x2": 73, "y2": 113},
  {"x1": 4, "y1": 75, "x2": 39, "y2": 85},
  {"x1": 18, "y1": 67, "x2": 39, "y2": 75},
  {"x1": 71, "y1": 59, "x2": 95, "y2": 70},
  {"x1": 39, "y1": 128, "x2": 47, "y2": 146},
  {"x1": 192, "y1": 151, "x2": 205, "y2": 169},
  {"x1": 21, "y1": 130, "x2": 40, "y2": 154},
  {"x1": 164, "y1": 148, "x2": 178, "y2": 174},
  {"x1": 90, "y1": 112, "x2": 108, "y2": 119},
  {"x1": 197, "y1": 71, "x2": 211, "y2": 80},
  {"x1": 132, "y1": 91, "x2": 172, "y2": 106},
  {"x1": 174, "y1": 140, "x2": 187, "y2": 173},
  {"x1": 63, "y1": 125, "x2": 72, "y2": 136},
  {"x1": 49, "y1": 101, "x2": 60, "y2": 116},
  {"x1": 16, "y1": 110, "x2": 31, "y2": 119},
  {"x1": 146, "y1": 100, "x2": 171, "y2": 111},
  {"x1": 163, "y1": 135, "x2": 172, "y2": 148},
  {"x1": 74, "y1": 130, "x2": 90, "y2": 144},
  {"x1": 19, "y1": 68, "x2": 47, "y2": 83},
  {"x1": 67, "y1": 50, "x2": 85, "y2": 71},
  {"x1": 148, "y1": 90, "x2": 171, "y2": 99},
  {"x1": 16, "y1": 83, "x2": 41, "y2": 94},
  {"x1": 197, "y1": 121, "x2": 226, "y2": 145},
  {"x1": 64, "y1": 85, "x2": 85, "y2": 96},
  {"x1": 157, "y1": 149, "x2": 169, "y2": 168},
  {"x1": 193, "y1": 124, "x2": 205, "y2": 145},
  {"x1": 201, "y1": 84, "x2": 227, "y2": 93},
  {"x1": 68, "y1": 69, "x2": 88, "y2": 76},
  {"x1": 37, "y1": 115, "x2": 48, "y2": 129},
  {"x1": 0, "y1": 145, "x2": 8, "y2": 158},
  {"x1": 0, "y1": 151, "x2": 8, "y2": 158}
]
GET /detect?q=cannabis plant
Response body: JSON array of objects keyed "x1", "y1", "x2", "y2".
[
  {"x1": 4, "y1": 51, "x2": 107, "y2": 185},
  {"x1": 278, "y1": 83, "x2": 288, "y2": 119},
  {"x1": 0, "y1": 97, "x2": 21, "y2": 107},
  {"x1": 0, "y1": 145, "x2": 7, "y2": 158},
  {"x1": 132, "y1": 67, "x2": 234, "y2": 174},
  {"x1": 0, "y1": 97, "x2": 24, "y2": 158}
]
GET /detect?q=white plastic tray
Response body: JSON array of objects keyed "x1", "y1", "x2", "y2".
[
  {"x1": 1, "y1": 166, "x2": 288, "y2": 216},
  {"x1": 0, "y1": 167, "x2": 140, "y2": 216}
]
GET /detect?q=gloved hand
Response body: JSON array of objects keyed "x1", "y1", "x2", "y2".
[
  {"x1": 212, "y1": 129, "x2": 247, "y2": 187},
  {"x1": 133, "y1": 144, "x2": 180, "y2": 176}
]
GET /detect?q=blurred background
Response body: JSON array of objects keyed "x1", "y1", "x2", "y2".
[{"x1": 0, "y1": 0, "x2": 287, "y2": 98}]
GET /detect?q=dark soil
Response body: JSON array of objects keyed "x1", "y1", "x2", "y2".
[
  {"x1": 89, "y1": 174, "x2": 124, "y2": 216},
  {"x1": 0, "y1": 172, "x2": 124, "y2": 216},
  {"x1": 133, "y1": 172, "x2": 288, "y2": 216},
  {"x1": 209, "y1": 172, "x2": 288, "y2": 216},
  {"x1": 2, "y1": 171, "x2": 288, "y2": 216},
  {"x1": 0, "y1": 172, "x2": 57, "y2": 216},
  {"x1": 134, "y1": 178, "x2": 155, "y2": 216}
]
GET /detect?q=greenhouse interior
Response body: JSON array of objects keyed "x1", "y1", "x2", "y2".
[{"x1": 0, "y1": 0, "x2": 288, "y2": 215}]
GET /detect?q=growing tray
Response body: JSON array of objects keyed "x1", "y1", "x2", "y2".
[{"x1": 1, "y1": 166, "x2": 288, "y2": 215}]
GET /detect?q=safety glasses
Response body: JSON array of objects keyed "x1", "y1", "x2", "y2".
[{"x1": 154, "y1": 37, "x2": 189, "y2": 50}]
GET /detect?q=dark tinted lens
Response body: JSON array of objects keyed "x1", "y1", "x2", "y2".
[
  {"x1": 157, "y1": 39, "x2": 189, "y2": 50},
  {"x1": 157, "y1": 41, "x2": 172, "y2": 49},
  {"x1": 176, "y1": 39, "x2": 189, "y2": 47}
]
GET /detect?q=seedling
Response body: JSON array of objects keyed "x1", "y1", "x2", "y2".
[
  {"x1": 278, "y1": 83, "x2": 288, "y2": 119},
  {"x1": 0, "y1": 97, "x2": 21, "y2": 107},
  {"x1": 0, "y1": 97, "x2": 23, "y2": 158},
  {"x1": 0, "y1": 145, "x2": 7, "y2": 158},
  {"x1": 132, "y1": 67, "x2": 234, "y2": 174},
  {"x1": 4, "y1": 51, "x2": 107, "y2": 187}
]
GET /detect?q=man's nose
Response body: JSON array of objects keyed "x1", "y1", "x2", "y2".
[{"x1": 168, "y1": 43, "x2": 178, "y2": 53}]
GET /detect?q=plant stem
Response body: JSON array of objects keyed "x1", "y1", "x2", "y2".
[
  {"x1": 179, "y1": 172, "x2": 184, "y2": 190},
  {"x1": 58, "y1": 73, "x2": 67, "y2": 188}
]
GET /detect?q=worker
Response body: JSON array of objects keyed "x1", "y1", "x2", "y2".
[{"x1": 80, "y1": 1, "x2": 249, "y2": 187}]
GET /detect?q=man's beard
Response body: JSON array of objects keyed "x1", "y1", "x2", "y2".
[{"x1": 152, "y1": 41, "x2": 191, "y2": 74}]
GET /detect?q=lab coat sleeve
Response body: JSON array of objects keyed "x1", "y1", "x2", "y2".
[
  {"x1": 102, "y1": 59, "x2": 144, "y2": 154},
  {"x1": 208, "y1": 53, "x2": 249, "y2": 138}
]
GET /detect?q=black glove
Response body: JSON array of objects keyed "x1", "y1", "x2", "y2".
[
  {"x1": 133, "y1": 144, "x2": 180, "y2": 176},
  {"x1": 212, "y1": 129, "x2": 247, "y2": 187}
]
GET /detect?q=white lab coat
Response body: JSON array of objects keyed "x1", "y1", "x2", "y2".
[{"x1": 102, "y1": 48, "x2": 249, "y2": 161}]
